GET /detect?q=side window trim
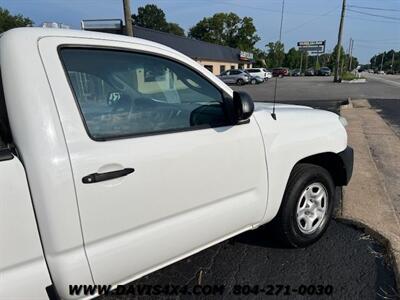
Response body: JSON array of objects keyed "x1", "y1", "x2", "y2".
[{"x1": 57, "y1": 45, "x2": 234, "y2": 142}]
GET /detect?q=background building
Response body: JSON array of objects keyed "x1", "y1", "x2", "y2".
[{"x1": 81, "y1": 19, "x2": 254, "y2": 75}]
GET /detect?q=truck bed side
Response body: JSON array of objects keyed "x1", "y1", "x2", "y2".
[{"x1": 0, "y1": 154, "x2": 51, "y2": 299}]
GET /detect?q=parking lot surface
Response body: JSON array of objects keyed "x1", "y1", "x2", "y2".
[
  {"x1": 232, "y1": 76, "x2": 400, "y2": 102},
  {"x1": 369, "y1": 99, "x2": 400, "y2": 138},
  {"x1": 101, "y1": 84, "x2": 399, "y2": 299},
  {"x1": 103, "y1": 221, "x2": 397, "y2": 300}
]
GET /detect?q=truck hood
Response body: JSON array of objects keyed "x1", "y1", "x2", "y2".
[
  {"x1": 254, "y1": 102, "x2": 313, "y2": 112},
  {"x1": 252, "y1": 101, "x2": 346, "y2": 154},
  {"x1": 252, "y1": 101, "x2": 341, "y2": 128}
]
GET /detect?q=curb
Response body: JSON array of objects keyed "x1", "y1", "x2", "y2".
[
  {"x1": 341, "y1": 79, "x2": 367, "y2": 84},
  {"x1": 339, "y1": 98, "x2": 400, "y2": 288}
]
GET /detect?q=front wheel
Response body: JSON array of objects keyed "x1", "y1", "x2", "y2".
[
  {"x1": 250, "y1": 78, "x2": 257, "y2": 85},
  {"x1": 236, "y1": 79, "x2": 244, "y2": 85},
  {"x1": 272, "y1": 163, "x2": 335, "y2": 248}
]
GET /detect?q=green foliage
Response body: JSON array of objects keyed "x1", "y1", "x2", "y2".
[
  {"x1": 370, "y1": 49, "x2": 400, "y2": 73},
  {"x1": 341, "y1": 72, "x2": 358, "y2": 81},
  {"x1": 260, "y1": 41, "x2": 359, "y2": 75},
  {"x1": 0, "y1": 7, "x2": 32, "y2": 33},
  {"x1": 188, "y1": 13, "x2": 260, "y2": 51},
  {"x1": 284, "y1": 47, "x2": 302, "y2": 69},
  {"x1": 132, "y1": 4, "x2": 185, "y2": 36},
  {"x1": 252, "y1": 48, "x2": 267, "y2": 67},
  {"x1": 315, "y1": 59, "x2": 320, "y2": 70},
  {"x1": 266, "y1": 41, "x2": 285, "y2": 68},
  {"x1": 167, "y1": 23, "x2": 185, "y2": 36}
]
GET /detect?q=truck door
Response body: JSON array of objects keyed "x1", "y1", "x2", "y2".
[{"x1": 39, "y1": 37, "x2": 267, "y2": 287}]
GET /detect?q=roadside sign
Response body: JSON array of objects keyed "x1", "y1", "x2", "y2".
[
  {"x1": 239, "y1": 51, "x2": 254, "y2": 61},
  {"x1": 297, "y1": 41, "x2": 326, "y2": 55}
]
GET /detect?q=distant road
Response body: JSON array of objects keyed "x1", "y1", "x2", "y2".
[
  {"x1": 362, "y1": 72, "x2": 400, "y2": 88},
  {"x1": 232, "y1": 76, "x2": 400, "y2": 102}
]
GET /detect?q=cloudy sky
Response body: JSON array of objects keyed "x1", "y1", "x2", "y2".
[{"x1": 1, "y1": 0, "x2": 399, "y2": 63}]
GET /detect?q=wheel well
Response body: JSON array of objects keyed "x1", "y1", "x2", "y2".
[{"x1": 296, "y1": 152, "x2": 347, "y2": 186}]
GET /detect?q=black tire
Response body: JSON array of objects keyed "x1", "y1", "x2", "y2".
[
  {"x1": 250, "y1": 79, "x2": 257, "y2": 85},
  {"x1": 272, "y1": 163, "x2": 335, "y2": 248},
  {"x1": 237, "y1": 79, "x2": 244, "y2": 85}
]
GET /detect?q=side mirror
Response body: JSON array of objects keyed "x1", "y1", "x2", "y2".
[{"x1": 232, "y1": 91, "x2": 254, "y2": 123}]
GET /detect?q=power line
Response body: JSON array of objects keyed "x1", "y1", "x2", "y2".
[
  {"x1": 284, "y1": 6, "x2": 339, "y2": 34},
  {"x1": 348, "y1": 5, "x2": 400, "y2": 12},
  {"x1": 347, "y1": 14, "x2": 400, "y2": 24},
  {"x1": 347, "y1": 8, "x2": 400, "y2": 21}
]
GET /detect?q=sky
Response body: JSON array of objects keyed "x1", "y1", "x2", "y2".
[{"x1": 0, "y1": 0, "x2": 399, "y2": 64}]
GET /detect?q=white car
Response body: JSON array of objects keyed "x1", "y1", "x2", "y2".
[
  {"x1": 0, "y1": 28, "x2": 353, "y2": 299},
  {"x1": 246, "y1": 68, "x2": 272, "y2": 80}
]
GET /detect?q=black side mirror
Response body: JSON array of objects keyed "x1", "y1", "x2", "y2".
[{"x1": 232, "y1": 91, "x2": 254, "y2": 123}]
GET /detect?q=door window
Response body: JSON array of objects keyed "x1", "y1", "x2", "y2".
[
  {"x1": 60, "y1": 48, "x2": 227, "y2": 140},
  {"x1": 60, "y1": 48, "x2": 228, "y2": 140}
]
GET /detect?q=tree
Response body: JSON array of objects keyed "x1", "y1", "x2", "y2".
[
  {"x1": 252, "y1": 48, "x2": 267, "y2": 67},
  {"x1": 167, "y1": 23, "x2": 185, "y2": 36},
  {"x1": 266, "y1": 41, "x2": 285, "y2": 68},
  {"x1": 328, "y1": 45, "x2": 346, "y2": 73},
  {"x1": 132, "y1": 4, "x2": 185, "y2": 36},
  {"x1": 0, "y1": 7, "x2": 32, "y2": 33},
  {"x1": 371, "y1": 50, "x2": 399, "y2": 72},
  {"x1": 188, "y1": 13, "x2": 260, "y2": 51},
  {"x1": 132, "y1": 4, "x2": 168, "y2": 31},
  {"x1": 284, "y1": 47, "x2": 302, "y2": 69}
]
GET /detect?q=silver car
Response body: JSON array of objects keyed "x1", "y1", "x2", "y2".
[{"x1": 218, "y1": 69, "x2": 250, "y2": 85}]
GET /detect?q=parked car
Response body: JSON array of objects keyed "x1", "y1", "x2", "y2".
[
  {"x1": 378, "y1": 70, "x2": 385, "y2": 75},
  {"x1": 305, "y1": 68, "x2": 315, "y2": 76},
  {"x1": 263, "y1": 68, "x2": 273, "y2": 79},
  {"x1": 244, "y1": 71, "x2": 265, "y2": 84},
  {"x1": 1, "y1": 28, "x2": 353, "y2": 299},
  {"x1": 290, "y1": 69, "x2": 301, "y2": 76},
  {"x1": 272, "y1": 67, "x2": 289, "y2": 77},
  {"x1": 317, "y1": 67, "x2": 331, "y2": 76},
  {"x1": 218, "y1": 69, "x2": 250, "y2": 85},
  {"x1": 245, "y1": 68, "x2": 271, "y2": 81}
]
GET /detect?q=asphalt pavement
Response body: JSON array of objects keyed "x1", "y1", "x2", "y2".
[
  {"x1": 100, "y1": 77, "x2": 399, "y2": 300},
  {"x1": 102, "y1": 221, "x2": 397, "y2": 300},
  {"x1": 232, "y1": 76, "x2": 399, "y2": 102},
  {"x1": 369, "y1": 99, "x2": 400, "y2": 138}
]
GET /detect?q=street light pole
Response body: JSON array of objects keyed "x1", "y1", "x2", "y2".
[
  {"x1": 299, "y1": 51, "x2": 303, "y2": 74},
  {"x1": 123, "y1": 0, "x2": 133, "y2": 36},
  {"x1": 334, "y1": 0, "x2": 346, "y2": 82},
  {"x1": 349, "y1": 38, "x2": 354, "y2": 71},
  {"x1": 391, "y1": 52, "x2": 395, "y2": 74},
  {"x1": 380, "y1": 52, "x2": 385, "y2": 72}
]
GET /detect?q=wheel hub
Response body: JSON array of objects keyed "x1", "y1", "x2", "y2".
[{"x1": 296, "y1": 182, "x2": 328, "y2": 234}]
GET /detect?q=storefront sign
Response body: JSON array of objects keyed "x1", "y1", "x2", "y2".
[{"x1": 240, "y1": 51, "x2": 254, "y2": 61}]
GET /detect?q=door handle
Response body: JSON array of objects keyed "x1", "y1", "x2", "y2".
[{"x1": 82, "y1": 168, "x2": 135, "y2": 184}]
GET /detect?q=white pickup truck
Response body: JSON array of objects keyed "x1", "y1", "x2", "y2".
[{"x1": 0, "y1": 28, "x2": 353, "y2": 299}]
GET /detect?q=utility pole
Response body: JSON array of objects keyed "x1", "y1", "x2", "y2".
[
  {"x1": 334, "y1": 0, "x2": 346, "y2": 82},
  {"x1": 123, "y1": 0, "x2": 133, "y2": 36},
  {"x1": 380, "y1": 52, "x2": 385, "y2": 71},
  {"x1": 299, "y1": 51, "x2": 303, "y2": 74},
  {"x1": 391, "y1": 51, "x2": 395, "y2": 74},
  {"x1": 349, "y1": 38, "x2": 354, "y2": 71}
]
